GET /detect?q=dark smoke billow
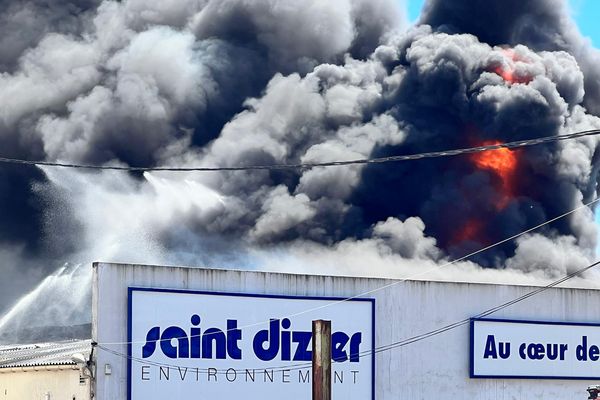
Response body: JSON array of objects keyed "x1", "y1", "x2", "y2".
[
  {"x1": 1, "y1": 0, "x2": 600, "y2": 342},
  {"x1": 420, "y1": 0, "x2": 600, "y2": 115}
]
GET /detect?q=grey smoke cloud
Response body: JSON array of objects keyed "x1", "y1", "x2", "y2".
[
  {"x1": 0, "y1": 0, "x2": 100, "y2": 72},
  {"x1": 1, "y1": 0, "x2": 600, "y2": 342},
  {"x1": 0, "y1": 0, "x2": 403, "y2": 319}
]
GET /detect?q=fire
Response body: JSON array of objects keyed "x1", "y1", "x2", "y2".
[
  {"x1": 493, "y1": 48, "x2": 532, "y2": 84},
  {"x1": 471, "y1": 141, "x2": 517, "y2": 181},
  {"x1": 451, "y1": 140, "x2": 520, "y2": 246},
  {"x1": 471, "y1": 140, "x2": 518, "y2": 209},
  {"x1": 452, "y1": 219, "x2": 483, "y2": 244},
  {"x1": 452, "y1": 49, "x2": 531, "y2": 246},
  {"x1": 495, "y1": 65, "x2": 516, "y2": 83}
]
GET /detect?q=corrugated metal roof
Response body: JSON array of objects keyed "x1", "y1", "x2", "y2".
[{"x1": 0, "y1": 339, "x2": 91, "y2": 369}]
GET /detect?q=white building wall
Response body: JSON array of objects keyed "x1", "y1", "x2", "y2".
[
  {"x1": 93, "y1": 262, "x2": 600, "y2": 400},
  {"x1": 0, "y1": 367, "x2": 90, "y2": 400}
]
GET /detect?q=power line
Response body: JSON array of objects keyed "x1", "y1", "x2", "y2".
[
  {"x1": 0, "y1": 129, "x2": 598, "y2": 172},
  {"x1": 96, "y1": 257, "x2": 600, "y2": 373},
  {"x1": 97, "y1": 344, "x2": 314, "y2": 375},
  {"x1": 97, "y1": 195, "x2": 600, "y2": 347},
  {"x1": 15, "y1": 173, "x2": 599, "y2": 357},
  {"x1": 370, "y1": 258, "x2": 600, "y2": 355}
]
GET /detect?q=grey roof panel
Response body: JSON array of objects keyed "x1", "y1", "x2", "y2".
[{"x1": 0, "y1": 339, "x2": 91, "y2": 369}]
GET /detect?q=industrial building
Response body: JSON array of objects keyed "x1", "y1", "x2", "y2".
[{"x1": 3, "y1": 262, "x2": 600, "y2": 399}]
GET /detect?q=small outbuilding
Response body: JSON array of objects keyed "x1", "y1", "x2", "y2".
[{"x1": 0, "y1": 340, "x2": 92, "y2": 400}]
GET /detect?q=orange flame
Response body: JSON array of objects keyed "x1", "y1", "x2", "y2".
[
  {"x1": 494, "y1": 65, "x2": 516, "y2": 83},
  {"x1": 493, "y1": 48, "x2": 532, "y2": 84},
  {"x1": 471, "y1": 140, "x2": 518, "y2": 209},
  {"x1": 452, "y1": 139, "x2": 520, "y2": 246}
]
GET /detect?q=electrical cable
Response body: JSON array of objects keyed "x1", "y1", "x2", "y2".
[
  {"x1": 8, "y1": 128, "x2": 598, "y2": 369},
  {"x1": 13, "y1": 160, "x2": 595, "y2": 360},
  {"x1": 96, "y1": 257, "x2": 600, "y2": 374},
  {"x1": 97, "y1": 195, "x2": 600, "y2": 347},
  {"x1": 369, "y1": 258, "x2": 600, "y2": 355},
  {"x1": 0, "y1": 129, "x2": 598, "y2": 172},
  {"x1": 97, "y1": 344, "x2": 313, "y2": 376},
  {"x1": 4, "y1": 130, "x2": 598, "y2": 351}
]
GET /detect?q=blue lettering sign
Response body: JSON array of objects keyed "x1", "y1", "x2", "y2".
[{"x1": 142, "y1": 316, "x2": 363, "y2": 362}]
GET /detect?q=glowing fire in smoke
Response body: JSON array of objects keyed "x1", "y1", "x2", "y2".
[
  {"x1": 493, "y1": 48, "x2": 532, "y2": 84},
  {"x1": 471, "y1": 140, "x2": 518, "y2": 209},
  {"x1": 451, "y1": 140, "x2": 519, "y2": 246},
  {"x1": 451, "y1": 48, "x2": 531, "y2": 246},
  {"x1": 495, "y1": 64, "x2": 516, "y2": 83},
  {"x1": 453, "y1": 219, "x2": 484, "y2": 244}
]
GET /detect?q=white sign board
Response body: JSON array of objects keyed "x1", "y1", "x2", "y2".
[
  {"x1": 471, "y1": 318, "x2": 600, "y2": 379},
  {"x1": 128, "y1": 288, "x2": 374, "y2": 399}
]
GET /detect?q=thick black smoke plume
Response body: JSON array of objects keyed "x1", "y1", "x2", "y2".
[
  {"x1": 0, "y1": 0, "x2": 402, "y2": 311},
  {"x1": 1, "y1": 0, "x2": 600, "y2": 342}
]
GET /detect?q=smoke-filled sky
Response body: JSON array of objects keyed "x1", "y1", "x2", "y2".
[
  {"x1": 2, "y1": 0, "x2": 600, "y2": 342},
  {"x1": 409, "y1": 0, "x2": 600, "y2": 47}
]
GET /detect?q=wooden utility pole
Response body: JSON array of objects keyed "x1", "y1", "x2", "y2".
[{"x1": 312, "y1": 320, "x2": 332, "y2": 400}]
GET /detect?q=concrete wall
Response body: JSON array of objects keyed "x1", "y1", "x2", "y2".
[
  {"x1": 93, "y1": 262, "x2": 600, "y2": 400},
  {"x1": 0, "y1": 366, "x2": 89, "y2": 400}
]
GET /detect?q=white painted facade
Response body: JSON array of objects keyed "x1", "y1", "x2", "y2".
[
  {"x1": 93, "y1": 262, "x2": 600, "y2": 399},
  {"x1": 0, "y1": 366, "x2": 90, "y2": 400}
]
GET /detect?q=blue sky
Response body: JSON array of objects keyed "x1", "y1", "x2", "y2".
[{"x1": 405, "y1": 0, "x2": 599, "y2": 48}]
